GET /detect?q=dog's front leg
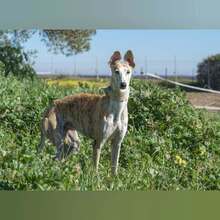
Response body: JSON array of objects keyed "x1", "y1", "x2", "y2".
[
  {"x1": 93, "y1": 140, "x2": 105, "y2": 173},
  {"x1": 111, "y1": 128, "x2": 127, "y2": 176}
]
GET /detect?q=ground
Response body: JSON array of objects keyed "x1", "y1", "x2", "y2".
[{"x1": 187, "y1": 92, "x2": 220, "y2": 108}]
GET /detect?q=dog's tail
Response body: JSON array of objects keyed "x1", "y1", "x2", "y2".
[{"x1": 37, "y1": 106, "x2": 51, "y2": 153}]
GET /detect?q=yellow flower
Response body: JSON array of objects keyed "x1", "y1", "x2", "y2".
[
  {"x1": 175, "y1": 155, "x2": 181, "y2": 161},
  {"x1": 175, "y1": 155, "x2": 187, "y2": 167},
  {"x1": 181, "y1": 159, "x2": 187, "y2": 167},
  {"x1": 198, "y1": 146, "x2": 206, "y2": 156},
  {"x1": 46, "y1": 79, "x2": 107, "y2": 88}
]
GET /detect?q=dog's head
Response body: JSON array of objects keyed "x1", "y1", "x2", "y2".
[{"x1": 109, "y1": 50, "x2": 135, "y2": 93}]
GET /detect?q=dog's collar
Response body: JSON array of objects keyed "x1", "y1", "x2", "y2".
[{"x1": 103, "y1": 86, "x2": 129, "y2": 102}]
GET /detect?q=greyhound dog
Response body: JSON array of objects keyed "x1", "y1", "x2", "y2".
[{"x1": 38, "y1": 50, "x2": 135, "y2": 175}]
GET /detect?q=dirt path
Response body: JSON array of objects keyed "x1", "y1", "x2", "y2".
[{"x1": 186, "y1": 92, "x2": 220, "y2": 111}]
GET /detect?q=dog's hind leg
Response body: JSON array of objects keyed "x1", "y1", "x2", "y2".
[
  {"x1": 37, "y1": 129, "x2": 46, "y2": 153},
  {"x1": 53, "y1": 130, "x2": 65, "y2": 160},
  {"x1": 48, "y1": 119, "x2": 65, "y2": 160},
  {"x1": 63, "y1": 129, "x2": 80, "y2": 158},
  {"x1": 45, "y1": 127, "x2": 64, "y2": 160},
  {"x1": 37, "y1": 117, "x2": 49, "y2": 153}
]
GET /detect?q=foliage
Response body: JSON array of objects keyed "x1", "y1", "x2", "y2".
[
  {"x1": 197, "y1": 54, "x2": 220, "y2": 90},
  {"x1": 0, "y1": 75, "x2": 220, "y2": 190},
  {"x1": 0, "y1": 61, "x2": 4, "y2": 72},
  {"x1": 0, "y1": 44, "x2": 36, "y2": 78},
  {"x1": 0, "y1": 29, "x2": 96, "y2": 56}
]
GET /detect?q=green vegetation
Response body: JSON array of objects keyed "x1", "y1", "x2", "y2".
[
  {"x1": 0, "y1": 75, "x2": 220, "y2": 190},
  {"x1": 197, "y1": 54, "x2": 220, "y2": 90},
  {"x1": 0, "y1": 44, "x2": 36, "y2": 78}
]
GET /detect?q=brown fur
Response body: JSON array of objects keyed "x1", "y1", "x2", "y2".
[{"x1": 51, "y1": 93, "x2": 110, "y2": 139}]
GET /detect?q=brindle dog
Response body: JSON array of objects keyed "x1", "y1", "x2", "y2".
[{"x1": 38, "y1": 50, "x2": 135, "y2": 175}]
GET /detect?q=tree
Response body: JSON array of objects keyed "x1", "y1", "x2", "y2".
[
  {"x1": 197, "y1": 54, "x2": 220, "y2": 90},
  {"x1": 0, "y1": 44, "x2": 36, "y2": 78},
  {"x1": 0, "y1": 29, "x2": 96, "y2": 78},
  {"x1": 0, "y1": 29, "x2": 96, "y2": 56}
]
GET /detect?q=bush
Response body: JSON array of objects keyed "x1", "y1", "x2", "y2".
[
  {"x1": 129, "y1": 81, "x2": 215, "y2": 150},
  {"x1": 0, "y1": 76, "x2": 220, "y2": 190},
  {"x1": 0, "y1": 44, "x2": 36, "y2": 79},
  {"x1": 197, "y1": 54, "x2": 220, "y2": 90}
]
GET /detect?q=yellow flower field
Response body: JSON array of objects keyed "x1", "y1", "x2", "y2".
[{"x1": 46, "y1": 78, "x2": 108, "y2": 88}]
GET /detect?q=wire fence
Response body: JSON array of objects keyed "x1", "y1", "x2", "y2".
[
  {"x1": 35, "y1": 57, "x2": 200, "y2": 78},
  {"x1": 146, "y1": 72, "x2": 220, "y2": 94},
  {"x1": 35, "y1": 57, "x2": 220, "y2": 90}
]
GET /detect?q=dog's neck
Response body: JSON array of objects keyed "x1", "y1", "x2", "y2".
[
  {"x1": 104, "y1": 86, "x2": 129, "y2": 102},
  {"x1": 103, "y1": 86, "x2": 129, "y2": 122}
]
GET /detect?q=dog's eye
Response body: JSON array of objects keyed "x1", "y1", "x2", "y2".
[
  {"x1": 115, "y1": 69, "x2": 119, "y2": 74},
  {"x1": 127, "y1": 70, "x2": 130, "y2": 74}
]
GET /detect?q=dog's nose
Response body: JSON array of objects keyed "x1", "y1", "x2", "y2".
[{"x1": 120, "y1": 82, "x2": 127, "y2": 89}]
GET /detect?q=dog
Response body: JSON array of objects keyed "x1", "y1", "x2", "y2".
[{"x1": 38, "y1": 50, "x2": 135, "y2": 175}]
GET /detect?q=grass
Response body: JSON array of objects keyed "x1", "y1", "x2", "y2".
[{"x1": 0, "y1": 75, "x2": 220, "y2": 190}]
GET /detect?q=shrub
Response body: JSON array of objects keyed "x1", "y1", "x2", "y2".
[{"x1": 129, "y1": 81, "x2": 215, "y2": 151}]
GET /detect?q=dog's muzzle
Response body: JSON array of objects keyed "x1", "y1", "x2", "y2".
[{"x1": 120, "y1": 82, "x2": 127, "y2": 89}]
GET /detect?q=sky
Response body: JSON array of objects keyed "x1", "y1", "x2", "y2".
[{"x1": 25, "y1": 30, "x2": 220, "y2": 76}]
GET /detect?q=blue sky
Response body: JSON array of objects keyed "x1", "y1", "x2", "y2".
[{"x1": 25, "y1": 30, "x2": 220, "y2": 76}]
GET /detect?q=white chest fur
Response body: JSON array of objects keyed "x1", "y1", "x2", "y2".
[
  {"x1": 109, "y1": 99, "x2": 127, "y2": 123},
  {"x1": 102, "y1": 99, "x2": 128, "y2": 141}
]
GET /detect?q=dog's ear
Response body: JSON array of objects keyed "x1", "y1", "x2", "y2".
[
  {"x1": 109, "y1": 51, "x2": 121, "y2": 65},
  {"x1": 124, "y1": 50, "x2": 135, "y2": 68}
]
